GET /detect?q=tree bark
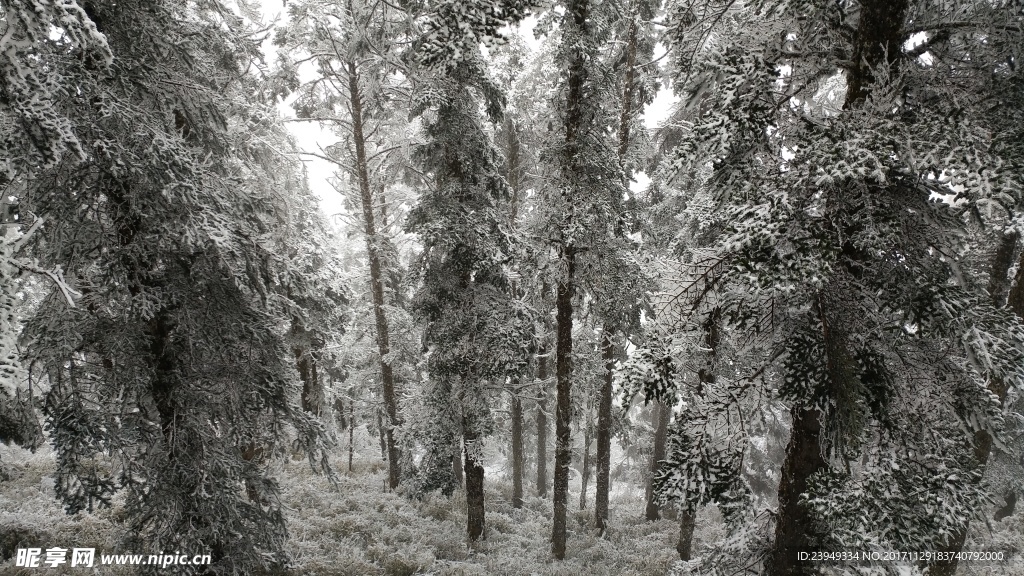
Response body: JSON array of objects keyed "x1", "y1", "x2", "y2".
[
  {"x1": 536, "y1": 341, "x2": 549, "y2": 498},
  {"x1": 464, "y1": 433, "x2": 485, "y2": 541},
  {"x1": 511, "y1": 391, "x2": 525, "y2": 508},
  {"x1": 766, "y1": 0, "x2": 909, "y2": 571},
  {"x1": 580, "y1": 394, "x2": 593, "y2": 510},
  {"x1": 294, "y1": 344, "x2": 321, "y2": 416},
  {"x1": 767, "y1": 405, "x2": 827, "y2": 576},
  {"x1": 595, "y1": 332, "x2": 614, "y2": 532},
  {"x1": 453, "y1": 437, "x2": 464, "y2": 489},
  {"x1": 550, "y1": 249, "x2": 576, "y2": 560},
  {"x1": 347, "y1": 60, "x2": 401, "y2": 490},
  {"x1": 677, "y1": 510, "x2": 696, "y2": 560},
  {"x1": 348, "y1": 401, "x2": 355, "y2": 473},
  {"x1": 645, "y1": 401, "x2": 669, "y2": 521}
]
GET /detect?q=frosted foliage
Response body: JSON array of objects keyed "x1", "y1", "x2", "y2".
[{"x1": 0, "y1": 0, "x2": 111, "y2": 174}]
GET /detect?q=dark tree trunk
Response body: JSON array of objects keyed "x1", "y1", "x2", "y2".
[
  {"x1": 550, "y1": 248, "x2": 576, "y2": 560},
  {"x1": 766, "y1": 0, "x2": 909, "y2": 572},
  {"x1": 294, "y1": 345, "x2": 321, "y2": 416},
  {"x1": 347, "y1": 60, "x2": 401, "y2": 490},
  {"x1": 511, "y1": 391, "x2": 525, "y2": 508},
  {"x1": 645, "y1": 401, "x2": 669, "y2": 521},
  {"x1": 677, "y1": 510, "x2": 696, "y2": 560},
  {"x1": 580, "y1": 394, "x2": 593, "y2": 510},
  {"x1": 767, "y1": 405, "x2": 826, "y2": 576},
  {"x1": 348, "y1": 401, "x2": 355, "y2": 473},
  {"x1": 536, "y1": 342, "x2": 549, "y2": 498},
  {"x1": 551, "y1": 0, "x2": 589, "y2": 559},
  {"x1": 595, "y1": 331, "x2": 614, "y2": 532},
  {"x1": 464, "y1": 433, "x2": 485, "y2": 541},
  {"x1": 994, "y1": 491, "x2": 1017, "y2": 522}
]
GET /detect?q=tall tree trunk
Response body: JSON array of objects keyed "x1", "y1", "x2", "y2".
[
  {"x1": 511, "y1": 391, "x2": 525, "y2": 508},
  {"x1": 551, "y1": 0, "x2": 589, "y2": 559},
  {"x1": 347, "y1": 60, "x2": 401, "y2": 490},
  {"x1": 464, "y1": 432, "x2": 485, "y2": 541},
  {"x1": 595, "y1": 332, "x2": 614, "y2": 532},
  {"x1": 536, "y1": 342, "x2": 549, "y2": 498},
  {"x1": 645, "y1": 402, "x2": 669, "y2": 520},
  {"x1": 678, "y1": 309, "x2": 720, "y2": 557},
  {"x1": 580, "y1": 394, "x2": 593, "y2": 510},
  {"x1": 595, "y1": 16, "x2": 638, "y2": 533},
  {"x1": 550, "y1": 249, "x2": 576, "y2": 559}
]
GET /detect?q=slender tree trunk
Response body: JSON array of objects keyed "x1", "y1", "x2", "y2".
[
  {"x1": 348, "y1": 401, "x2": 355, "y2": 473},
  {"x1": 536, "y1": 342, "x2": 549, "y2": 497},
  {"x1": 595, "y1": 332, "x2": 614, "y2": 532},
  {"x1": 347, "y1": 60, "x2": 401, "y2": 490},
  {"x1": 511, "y1": 391, "x2": 525, "y2": 508},
  {"x1": 645, "y1": 401, "x2": 669, "y2": 520},
  {"x1": 580, "y1": 394, "x2": 593, "y2": 510},
  {"x1": 376, "y1": 409, "x2": 387, "y2": 462},
  {"x1": 551, "y1": 0, "x2": 589, "y2": 559},
  {"x1": 678, "y1": 309, "x2": 720, "y2": 557},
  {"x1": 595, "y1": 16, "x2": 638, "y2": 533},
  {"x1": 464, "y1": 432, "x2": 485, "y2": 541},
  {"x1": 453, "y1": 437, "x2": 464, "y2": 489}
]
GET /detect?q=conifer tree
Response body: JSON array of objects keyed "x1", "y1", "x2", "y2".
[
  {"x1": 629, "y1": 0, "x2": 1024, "y2": 574},
  {"x1": 6, "y1": 1, "x2": 337, "y2": 571}
]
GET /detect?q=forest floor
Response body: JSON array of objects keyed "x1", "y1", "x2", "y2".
[
  {"x1": 0, "y1": 443, "x2": 699, "y2": 576},
  {"x1": 2, "y1": 442, "x2": 1021, "y2": 575}
]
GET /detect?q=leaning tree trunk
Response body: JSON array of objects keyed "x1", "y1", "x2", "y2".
[
  {"x1": 645, "y1": 401, "x2": 669, "y2": 521},
  {"x1": 536, "y1": 340, "x2": 549, "y2": 497},
  {"x1": 551, "y1": 0, "x2": 589, "y2": 559},
  {"x1": 464, "y1": 430, "x2": 486, "y2": 541},
  {"x1": 595, "y1": 332, "x2": 614, "y2": 532},
  {"x1": 347, "y1": 60, "x2": 402, "y2": 490},
  {"x1": 511, "y1": 390, "x2": 525, "y2": 508}
]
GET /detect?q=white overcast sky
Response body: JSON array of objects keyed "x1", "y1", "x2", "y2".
[{"x1": 254, "y1": 2, "x2": 678, "y2": 220}]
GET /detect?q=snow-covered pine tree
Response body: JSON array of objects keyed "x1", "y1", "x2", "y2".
[
  {"x1": 406, "y1": 47, "x2": 536, "y2": 540},
  {"x1": 274, "y1": 0, "x2": 418, "y2": 489},
  {"x1": 9, "y1": 1, "x2": 336, "y2": 571},
  {"x1": 632, "y1": 0, "x2": 1024, "y2": 573}
]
